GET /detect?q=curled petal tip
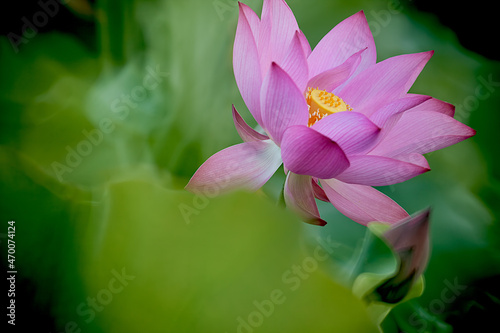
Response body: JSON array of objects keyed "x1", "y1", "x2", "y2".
[
  {"x1": 379, "y1": 208, "x2": 432, "y2": 292},
  {"x1": 284, "y1": 173, "x2": 325, "y2": 226},
  {"x1": 232, "y1": 104, "x2": 269, "y2": 142},
  {"x1": 421, "y1": 50, "x2": 434, "y2": 62},
  {"x1": 384, "y1": 208, "x2": 432, "y2": 247},
  {"x1": 421, "y1": 50, "x2": 434, "y2": 59},
  {"x1": 307, "y1": 218, "x2": 327, "y2": 226}
]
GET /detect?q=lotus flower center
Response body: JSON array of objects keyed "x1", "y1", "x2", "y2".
[{"x1": 306, "y1": 88, "x2": 352, "y2": 126}]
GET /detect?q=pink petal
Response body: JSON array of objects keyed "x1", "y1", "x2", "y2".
[
  {"x1": 240, "y1": 2, "x2": 260, "y2": 41},
  {"x1": 369, "y1": 111, "x2": 476, "y2": 157},
  {"x1": 321, "y1": 178, "x2": 409, "y2": 225},
  {"x1": 312, "y1": 111, "x2": 381, "y2": 155},
  {"x1": 234, "y1": 3, "x2": 263, "y2": 125},
  {"x1": 335, "y1": 154, "x2": 430, "y2": 186},
  {"x1": 369, "y1": 95, "x2": 431, "y2": 128},
  {"x1": 279, "y1": 30, "x2": 309, "y2": 92},
  {"x1": 186, "y1": 140, "x2": 281, "y2": 193},
  {"x1": 297, "y1": 29, "x2": 312, "y2": 58},
  {"x1": 406, "y1": 94, "x2": 455, "y2": 117},
  {"x1": 284, "y1": 173, "x2": 327, "y2": 226},
  {"x1": 260, "y1": 62, "x2": 309, "y2": 145},
  {"x1": 383, "y1": 208, "x2": 431, "y2": 278},
  {"x1": 232, "y1": 105, "x2": 269, "y2": 142},
  {"x1": 259, "y1": 0, "x2": 300, "y2": 76},
  {"x1": 281, "y1": 125, "x2": 350, "y2": 179},
  {"x1": 339, "y1": 51, "x2": 434, "y2": 116},
  {"x1": 307, "y1": 48, "x2": 365, "y2": 93},
  {"x1": 308, "y1": 11, "x2": 376, "y2": 78},
  {"x1": 393, "y1": 153, "x2": 430, "y2": 169},
  {"x1": 312, "y1": 178, "x2": 329, "y2": 202}
]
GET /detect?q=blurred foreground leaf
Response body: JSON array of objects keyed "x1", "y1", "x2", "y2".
[{"x1": 73, "y1": 168, "x2": 380, "y2": 333}]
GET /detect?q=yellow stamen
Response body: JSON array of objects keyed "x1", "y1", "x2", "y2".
[{"x1": 305, "y1": 88, "x2": 352, "y2": 127}]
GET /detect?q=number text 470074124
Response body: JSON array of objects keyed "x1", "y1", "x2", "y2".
[{"x1": 6, "y1": 220, "x2": 16, "y2": 326}]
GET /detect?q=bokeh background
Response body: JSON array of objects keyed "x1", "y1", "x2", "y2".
[{"x1": 1, "y1": 0, "x2": 499, "y2": 332}]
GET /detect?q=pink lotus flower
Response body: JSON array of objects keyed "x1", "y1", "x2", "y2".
[{"x1": 186, "y1": 0, "x2": 475, "y2": 226}]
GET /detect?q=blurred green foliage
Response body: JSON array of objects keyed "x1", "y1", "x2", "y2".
[{"x1": 1, "y1": 0, "x2": 499, "y2": 332}]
